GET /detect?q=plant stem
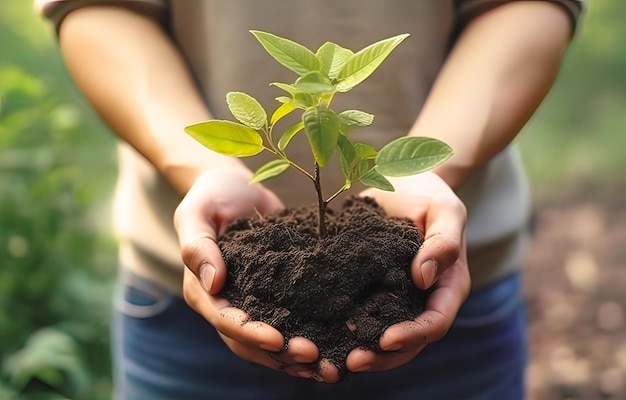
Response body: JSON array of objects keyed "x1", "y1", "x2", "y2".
[
  {"x1": 288, "y1": 159, "x2": 315, "y2": 181},
  {"x1": 326, "y1": 184, "x2": 349, "y2": 205},
  {"x1": 314, "y1": 162, "x2": 327, "y2": 239}
]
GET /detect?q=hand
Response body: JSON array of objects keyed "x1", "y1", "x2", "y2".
[
  {"x1": 174, "y1": 168, "x2": 340, "y2": 382},
  {"x1": 347, "y1": 171, "x2": 471, "y2": 372}
]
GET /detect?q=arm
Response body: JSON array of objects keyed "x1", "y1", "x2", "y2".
[
  {"x1": 414, "y1": 1, "x2": 574, "y2": 188},
  {"x1": 349, "y1": 1, "x2": 576, "y2": 373},
  {"x1": 58, "y1": 6, "x2": 241, "y2": 195},
  {"x1": 58, "y1": 6, "x2": 336, "y2": 381}
]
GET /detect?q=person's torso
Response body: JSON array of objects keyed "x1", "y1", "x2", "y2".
[{"x1": 116, "y1": 0, "x2": 531, "y2": 291}]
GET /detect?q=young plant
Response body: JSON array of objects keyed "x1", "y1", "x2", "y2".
[{"x1": 185, "y1": 31, "x2": 452, "y2": 238}]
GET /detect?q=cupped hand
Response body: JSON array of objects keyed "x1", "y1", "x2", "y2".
[
  {"x1": 347, "y1": 171, "x2": 471, "y2": 373},
  {"x1": 174, "y1": 168, "x2": 340, "y2": 382}
]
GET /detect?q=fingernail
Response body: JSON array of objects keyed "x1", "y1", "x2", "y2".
[
  {"x1": 199, "y1": 263, "x2": 216, "y2": 293},
  {"x1": 384, "y1": 343, "x2": 403, "y2": 352},
  {"x1": 260, "y1": 343, "x2": 282, "y2": 352},
  {"x1": 420, "y1": 259, "x2": 438, "y2": 288},
  {"x1": 296, "y1": 370, "x2": 314, "y2": 379},
  {"x1": 354, "y1": 364, "x2": 371, "y2": 372},
  {"x1": 311, "y1": 372, "x2": 324, "y2": 382}
]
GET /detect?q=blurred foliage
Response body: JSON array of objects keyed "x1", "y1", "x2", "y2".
[
  {"x1": 1, "y1": 2, "x2": 117, "y2": 399},
  {"x1": 4, "y1": 328, "x2": 89, "y2": 398},
  {"x1": 0, "y1": 1, "x2": 623, "y2": 399},
  {"x1": 518, "y1": 1, "x2": 626, "y2": 192}
]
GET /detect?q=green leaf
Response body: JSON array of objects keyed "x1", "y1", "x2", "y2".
[
  {"x1": 271, "y1": 82, "x2": 298, "y2": 96},
  {"x1": 270, "y1": 82, "x2": 315, "y2": 108},
  {"x1": 185, "y1": 120, "x2": 264, "y2": 157},
  {"x1": 337, "y1": 134, "x2": 356, "y2": 165},
  {"x1": 336, "y1": 33, "x2": 410, "y2": 92},
  {"x1": 295, "y1": 71, "x2": 335, "y2": 94},
  {"x1": 277, "y1": 121, "x2": 304, "y2": 151},
  {"x1": 375, "y1": 136, "x2": 453, "y2": 176},
  {"x1": 360, "y1": 170, "x2": 395, "y2": 191},
  {"x1": 250, "y1": 159, "x2": 291, "y2": 183},
  {"x1": 275, "y1": 96, "x2": 292, "y2": 104},
  {"x1": 337, "y1": 134, "x2": 356, "y2": 181},
  {"x1": 302, "y1": 106, "x2": 339, "y2": 167},
  {"x1": 226, "y1": 92, "x2": 267, "y2": 130},
  {"x1": 357, "y1": 159, "x2": 372, "y2": 178},
  {"x1": 251, "y1": 30, "x2": 321, "y2": 76},
  {"x1": 294, "y1": 92, "x2": 315, "y2": 108},
  {"x1": 338, "y1": 110, "x2": 374, "y2": 132},
  {"x1": 271, "y1": 101, "x2": 297, "y2": 125},
  {"x1": 354, "y1": 142, "x2": 378, "y2": 159},
  {"x1": 316, "y1": 42, "x2": 354, "y2": 79}
]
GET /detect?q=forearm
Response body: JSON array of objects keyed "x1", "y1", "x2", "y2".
[
  {"x1": 59, "y1": 6, "x2": 244, "y2": 195},
  {"x1": 410, "y1": 1, "x2": 574, "y2": 188}
]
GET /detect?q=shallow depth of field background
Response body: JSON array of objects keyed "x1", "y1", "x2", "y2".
[{"x1": 1, "y1": 2, "x2": 624, "y2": 399}]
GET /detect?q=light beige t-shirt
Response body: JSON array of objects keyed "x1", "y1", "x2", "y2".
[{"x1": 39, "y1": 0, "x2": 584, "y2": 293}]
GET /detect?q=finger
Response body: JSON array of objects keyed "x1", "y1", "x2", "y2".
[
  {"x1": 282, "y1": 364, "x2": 320, "y2": 380},
  {"x1": 346, "y1": 344, "x2": 427, "y2": 373},
  {"x1": 255, "y1": 186, "x2": 286, "y2": 215},
  {"x1": 361, "y1": 176, "x2": 467, "y2": 290},
  {"x1": 183, "y1": 267, "x2": 285, "y2": 352},
  {"x1": 412, "y1": 199, "x2": 466, "y2": 290},
  {"x1": 269, "y1": 337, "x2": 319, "y2": 365},
  {"x1": 181, "y1": 235, "x2": 227, "y2": 295},
  {"x1": 380, "y1": 262, "x2": 470, "y2": 351},
  {"x1": 345, "y1": 287, "x2": 458, "y2": 373},
  {"x1": 272, "y1": 341, "x2": 340, "y2": 383},
  {"x1": 175, "y1": 195, "x2": 228, "y2": 294},
  {"x1": 317, "y1": 358, "x2": 341, "y2": 383},
  {"x1": 218, "y1": 334, "x2": 288, "y2": 372},
  {"x1": 346, "y1": 260, "x2": 470, "y2": 373},
  {"x1": 282, "y1": 358, "x2": 340, "y2": 383}
]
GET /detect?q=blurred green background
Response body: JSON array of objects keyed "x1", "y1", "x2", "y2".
[
  {"x1": 1, "y1": 3, "x2": 117, "y2": 399},
  {"x1": 1, "y1": 2, "x2": 624, "y2": 399}
]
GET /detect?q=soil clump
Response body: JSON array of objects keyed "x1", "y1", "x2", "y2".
[{"x1": 220, "y1": 196, "x2": 429, "y2": 375}]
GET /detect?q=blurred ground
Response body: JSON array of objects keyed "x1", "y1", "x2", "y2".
[{"x1": 525, "y1": 185, "x2": 626, "y2": 400}]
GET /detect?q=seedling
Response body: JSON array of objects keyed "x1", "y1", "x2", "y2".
[{"x1": 185, "y1": 31, "x2": 452, "y2": 238}]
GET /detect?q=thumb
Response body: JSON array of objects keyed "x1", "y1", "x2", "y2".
[
  {"x1": 180, "y1": 234, "x2": 227, "y2": 295},
  {"x1": 412, "y1": 203, "x2": 466, "y2": 290},
  {"x1": 413, "y1": 233, "x2": 464, "y2": 290},
  {"x1": 174, "y1": 199, "x2": 228, "y2": 296}
]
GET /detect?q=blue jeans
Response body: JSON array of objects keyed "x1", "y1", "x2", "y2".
[{"x1": 113, "y1": 271, "x2": 527, "y2": 399}]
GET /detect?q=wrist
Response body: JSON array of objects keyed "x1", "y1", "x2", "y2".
[
  {"x1": 432, "y1": 162, "x2": 476, "y2": 190},
  {"x1": 162, "y1": 157, "x2": 249, "y2": 195}
]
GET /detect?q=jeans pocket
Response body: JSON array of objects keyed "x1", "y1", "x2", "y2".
[{"x1": 114, "y1": 272, "x2": 175, "y2": 319}]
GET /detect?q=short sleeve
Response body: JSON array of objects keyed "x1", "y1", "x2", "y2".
[
  {"x1": 35, "y1": 0, "x2": 168, "y2": 33},
  {"x1": 455, "y1": 0, "x2": 586, "y2": 34}
]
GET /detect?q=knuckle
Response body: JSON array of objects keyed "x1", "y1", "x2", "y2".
[
  {"x1": 172, "y1": 200, "x2": 191, "y2": 228},
  {"x1": 440, "y1": 195, "x2": 467, "y2": 218},
  {"x1": 425, "y1": 235, "x2": 462, "y2": 266},
  {"x1": 182, "y1": 286, "x2": 196, "y2": 309},
  {"x1": 430, "y1": 325, "x2": 450, "y2": 343},
  {"x1": 180, "y1": 238, "x2": 208, "y2": 275},
  {"x1": 442, "y1": 237, "x2": 462, "y2": 260},
  {"x1": 420, "y1": 315, "x2": 449, "y2": 343},
  {"x1": 182, "y1": 272, "x2": 200, "y2": 307}
]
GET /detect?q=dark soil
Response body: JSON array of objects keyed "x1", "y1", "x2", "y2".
[
  {"x1": 216, "y1": 183, "x2": 626, "y2": 395},
  {"x1": 219, "y1": 196, "x2": 429, "y2": 375}
]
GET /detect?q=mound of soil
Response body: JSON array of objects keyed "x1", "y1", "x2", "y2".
[{"x1": 219, "y1": 196, "x2": 429, "y2": 374}]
